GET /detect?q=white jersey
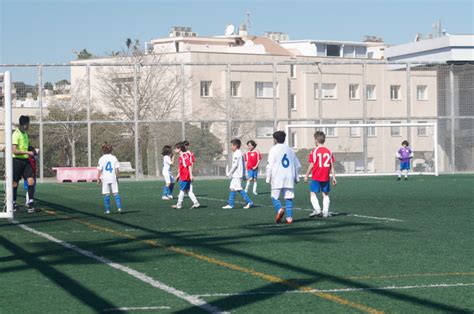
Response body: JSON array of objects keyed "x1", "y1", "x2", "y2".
[
  {"x1": 266, "y1": 143, "x2": 301, "y2": 189},
  {"x1": 97, "y1": 154, "x2": 120, "y2": 184},
  {"x1": 162, "y1": 155, "x2": 172, "y2": 175},
  {"x1": 229, "y1": 149, "x2": 246, "y2": 179}
]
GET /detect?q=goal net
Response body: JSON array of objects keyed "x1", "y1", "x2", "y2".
[
  {"x1": 286, "y1": 122, "x2": 438, "y2": 176},
  {"x1": 1, "y1": 71, "x2": 13, "y2": 219}
]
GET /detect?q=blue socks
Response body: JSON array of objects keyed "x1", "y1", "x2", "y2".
[
  {"x1": 272, "y1": 197, "x2": 282, "y2": 213},
  {"x1": 285, "y1": 199, "x2": 293, "y2": 218},
  {"x1": 163, "y1": 186, "x2": 170, "y2": 196},
  {"x1": 114, "y1": 194, "x2": 122, "y2": 209},
  {"x1": 228, "y1": 191, "x2": 236, "y2": 207},
  {"x1": 103, "y1": 194, "x2": 111, "y2": 212},
  {"x1": 169, "y1": 183, "x2": 174, "y2": 194},
  {"x1": 239, "y1": 190, "x2": 253, "y2": 205}
]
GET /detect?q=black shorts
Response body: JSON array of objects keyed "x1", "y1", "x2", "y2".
[{"x1": 13, "y1": 158, "x2": 34, "y2": 183}]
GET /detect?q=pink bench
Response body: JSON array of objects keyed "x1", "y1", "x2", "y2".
[{"x1": 52, "y1": 167, "x2": 98, "y2": 183}]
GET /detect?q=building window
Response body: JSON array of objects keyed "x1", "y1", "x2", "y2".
[
  {"x1": 290, "y1": 65, "x2": 296, "y2": 78},
  {"x1": 367, "y1": 121, "x2": 377, "y2": 137},
  {"x1": 230, "y1": 81, "x2": 241, "y2": 97},
  {"x1": 200, "y1": 81, "x2": 212, "y2": 97},
  {"x1": 290, "y1": 94, "x2": 296, "y2": 110},
  {"x1": 350, "y1": 121, "x2": 361, "y2": 137},
  {"x1": 256, "y1": 123, "x2": 274, "y2": 138},
  {"x1": 366, "y1": 85, "x2": 376, "y2": 100},
  {"x1": 319, "y1": 120, "x2": 337, "y2": 137},
  {"x1": 314, "y1": 83, "x2": 319, "y2": 99},
  {"x1": 322, "y1": 83, "x2": 337, "y2": 99},
  {"x1": 349, "y1": 84, "x2": 359, "y2": 100},
  {"x1": 326, "y1": 45, "x2": 341, "y2": 57},
  {"x1": 343, "y1": 45, "x2": 355, "y2": 58},
  {"x1": 417, "y1": 85, "x2": 428, "y2": 101},
  {"x1": 255, "y1": 82, "x2": 278, "y2": 98},
  {"x1": 113, "y1": 77, "x2": 133, "y2": 96},
  {"x1": 390, "y1": 85, "x2": 401, "y2": 100},
  {"x1": 290, "y1": 132, "x2": 297, "y2": 148},
  {"x1": 391, "y1": 121, "x2": 401, "y2": 137},
  {"x1": 417, "y1": 121, "x2": 428, "y2": 136}
]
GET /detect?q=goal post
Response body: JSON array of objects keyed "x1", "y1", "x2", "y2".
[
  {"x1": 286, "y1": 122, "x2": 438, "y2": 177},
  {"x1": 1, "y1": 71, "x2": 13, "y2": 219}
]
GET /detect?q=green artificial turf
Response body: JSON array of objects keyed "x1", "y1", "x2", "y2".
[{"x1": 1, "y1": 175, "x2": 473, "y2": 313}]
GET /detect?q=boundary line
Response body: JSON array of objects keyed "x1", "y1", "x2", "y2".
[
  {"x1": 43, "y1": 209, "x2": 383, "y2": 314},
  {"x1": 194, "y1": 282, "x2": 474, "y2": 298},
  {"x1": 11, "y1": 219, "x2": 225, "y2": 314},
  {"x1": 104, "y1": 306, "x2": 171, "y2": 312}
]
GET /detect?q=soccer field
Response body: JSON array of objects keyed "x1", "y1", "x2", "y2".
[{"x1": 1, "y1": 175, "x2": 473, "y2": 313}]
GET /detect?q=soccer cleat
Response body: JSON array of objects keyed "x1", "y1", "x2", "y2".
[
  {"x1": 13, "y1": 203, "x2": 20, "y2": 212},
  {"x1": 168, "y1": 195, "x2": 174, "y2": 199},
  {"x1": 118, "y1": 208, "x2": 122, "y2": 214},
  {"x1": 104, "y1": 210, "x2": 110, "y2": 214},
  {"x1": 405, "y1": 177, "x2": 408, "y2": 181},
  {"x1": 162, "y1": 196, "x2": 171, "y2": 200},
  {"x1": 243, "y1": 203, "x2": 254, "y2": 209},
  {"x1": 397, "y1": 177, "x2": 401, "y2": 181},
  {"x1": 275, "y1": 208, "x2": 285, "y2": 224},
  {"x1": 222, "y1": 205, "x2": 233, "y2": 209},
  {"x1": 171, "y1": 204, "x2": 182, "y2": 209},
  {"x1": 26, "y1": 202, "x2": 38, "y2": 213},
  {"x1": 190, "y1": 203, "x2": 200, "y2": 209},
  {"x1": 253, "y1": 192, "x2": 258, "y2": 196},
  {"x1": 309, "y1": 210, "x2": 322, "y2": 218},
  {"x1": 286, "y1": 217, "x2": 293, "y2": 224}
]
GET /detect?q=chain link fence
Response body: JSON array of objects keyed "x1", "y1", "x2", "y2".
[{"x1": 1, "y1": 62, "x2": 473, "y2": 179}]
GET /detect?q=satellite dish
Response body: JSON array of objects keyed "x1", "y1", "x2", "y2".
[{"x1": 225, "y1": 24, "x2": 235, "y2": 36}]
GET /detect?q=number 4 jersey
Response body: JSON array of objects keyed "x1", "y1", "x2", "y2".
[
  {"x1": 308, "y1": 146, "x2": 335, "y2": 182},
  {"x1": 98, "y1": 154, "x2": 120, "y2": 183}
]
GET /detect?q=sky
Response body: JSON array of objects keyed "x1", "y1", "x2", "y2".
[{"x1": 0, "y1": 0, "x2": 473, "y2": 81}]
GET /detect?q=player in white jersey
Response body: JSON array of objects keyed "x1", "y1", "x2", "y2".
[
  {"x1": 161, "y1": 145, "x2": 175, "y2": 200},
  {"x1": 222, "y1": 139, "x2": 254, "y2": 209},
  {"x1": 97, "y1": 143, "x2": 122, "y2": 214},
  {"x1": 266, "y1": 131, "x2": 301, "y2": 224}
]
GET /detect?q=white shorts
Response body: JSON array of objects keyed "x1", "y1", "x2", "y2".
[
  {"x1": 163, "y1": 172, "x2": 174, "y2": 185},
  {"x1": 102, "y1": 181, "x2": 119, "y2": 195},
  {"x1": 271, "y1": 188, "x2": 294, "y2": 200},
  {"x1": 229, "y1": 177, "x2": 243, "y2": 191}
]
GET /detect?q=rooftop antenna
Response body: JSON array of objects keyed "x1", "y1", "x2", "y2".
[{"x1": 246, "y1": 11, "x2": 251, "y2": 35}]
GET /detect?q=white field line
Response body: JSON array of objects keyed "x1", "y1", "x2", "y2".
[
  {"x1": 195, "y1": 282, "x2": 474, "y2": 298},
  {"x1": 104, "y1": 306, "x2": 171, "y2": 312},
  {"x1": 12, "y1": 220, "x2": 226, "y2": 314},
  {"x1": 199, "y1": 196, "x2": 402, "y2": 222}
]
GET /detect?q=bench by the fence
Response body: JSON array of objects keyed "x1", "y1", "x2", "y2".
[
  {"x1": 52, "y1": 167, "x2": 98, "y2": 183},
  {"x1": 119, "y1": 162, "x2": 135, "y2": 173}
]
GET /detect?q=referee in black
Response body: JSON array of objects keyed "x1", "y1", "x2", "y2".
[{"x1": 12, "y1": 115, "x2": 37, "y2": 213}]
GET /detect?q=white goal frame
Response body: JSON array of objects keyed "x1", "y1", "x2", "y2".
[
  {"x1": 1, "y1": 71, "x2": 13, "y2": 219},
  {"x1": 286, "y1": 122, "x2": 438, "y2": 177}
]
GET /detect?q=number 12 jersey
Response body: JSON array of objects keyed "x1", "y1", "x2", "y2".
[{"x1": 308, "y1": 146, "x2": 335, "y2": 182}]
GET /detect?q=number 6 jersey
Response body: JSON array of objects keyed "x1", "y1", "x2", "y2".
[
  {"x1": 266, "y1": 143, "x2": 301, "y2": 189},
  {"x1": 97, "y1": 154, "x2": 120, "y2": 183},
  {"x1": 308, "y1": 146, "x2": 335, "y2": 182}
]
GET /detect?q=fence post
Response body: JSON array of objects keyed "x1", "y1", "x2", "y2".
[
  {"x1": 362, "y1": 63, "x2": 368, "y2": 173},
  {"x1": 226, "y1": 64, "x2": 232, "y2": 167},
  {"x1": 38, "y1": 65, "x2": 44, "y2": 182},
  {"x1": 449, "y1": 64, "x2": 455, "y2": 173},
  {"x1": 406, "y1": 63, "x2": 412, "y2": 145},
  {"x1": 318, "y1": 63, "x2": 323, "y2": 124},
  {"x1": 133, "y1": 64, "x2": 139, "y2": 180},
  {"x1": 272, "y1": 63, "x2": 277, "y2": 131},
  {"x1": 86, "y1": 64, "x2": 92, "y2": 167},
  {"x1": 180, "y1": 63, "x2": 186, "y2": 141}
]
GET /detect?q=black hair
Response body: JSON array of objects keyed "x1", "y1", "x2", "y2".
[
  {"x1": 19, "y1": 115, "x2": 30, "y2": 126},
  {"x1": 273, "y1": 131, "x2": 286, "y2": 144},
  {"x1": 402, "y1": 140, "x2": 409, "y2": 146},
  {"x1": 183, "y1": 140, "x2": 190, "y2": 147},
  {"x1": 247, "y1": 140, "x2": 257, "y2": 148},
  {"x1": 162, "y1": 145, "x2": 172, "y2": 156},
  {"x1": 174, "y1": 142, "x2": 187, "y2": 152},
  {"x1": 231, "y1": 138, "x2": 241, "y2": 149},
  {"x1": 314, "y1": 131, "x2": 326, "y2": 144}
]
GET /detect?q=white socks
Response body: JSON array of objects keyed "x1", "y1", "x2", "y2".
[
  {"x1": 310, "y1": 194, "x2": 321, "y2": 213},
  {"x1": 323, "y1": 195, "x2": 330, "y2": 216},
  {"x1": 245, "y1": 181, "x2": 251, "y2": 193},
  {"x1": 253, "y1": 181, "x2": 257, "y2": 194},
  {"x1": 188, "y1": 191, "x2": 198, "y2": 204},
  {"x1": 177, "y1": 191, "x2": 185, "y2": 206}
]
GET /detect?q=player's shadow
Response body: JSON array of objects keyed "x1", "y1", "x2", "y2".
[{"x1": 31, "y1": 198, "x2": 471, "y2": 314}]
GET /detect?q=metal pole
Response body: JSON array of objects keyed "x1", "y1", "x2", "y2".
[
  {"x1": 4, "y1": 71, "x2": 13, "y2": 218},
  {"x1": 38, "y1": 65, "x2": 44, "y2": 182},
  {"x1": 272, "y1": 63, "x2": 277, "y2": 131},
  {"x1": 180, "y1": 63, "x2": 186, "y2": 141},
  {"x1": 406, "y1": 63, "x2": 412, "y2": 144},
  {"x1": 318, "y1": 64, "x2": 323, "y2": 124},
  {"x1": 226, "y1": 64, "x2": 232, "y2": 166},
  {"x1": 449, "y1": 65, "x2": 455, "y2": 173},
  {"x1": 86, "y1": 64, "x2": 92, "y2": 167},
  {"x1": 434, "y1": 122, "x2": 439, "y2": 176},
  {"x1": 133, "y1": 64, "x2": 139, "y2": 180},
  {"x1": 362, "y1": 64, "x2": 368, "y2": 173}
]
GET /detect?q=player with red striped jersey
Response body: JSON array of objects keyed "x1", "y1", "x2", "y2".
[
  {"x1": 304, "y1": 131, "x2": 337, "y2": 218},
  {"x1": 244, "y1": 140, "x2": 262, "y2": 195},
  {"x1": 172, "y1": 142, "x2": 200, "y2": 209}
]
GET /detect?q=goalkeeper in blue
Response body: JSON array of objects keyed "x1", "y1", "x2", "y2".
[
  {"x1": 266, "y1": 131, "x2": 301, "y2": 224},
  {"x1": 222, "y1": 139, "x2": 254, "y2": 209}
]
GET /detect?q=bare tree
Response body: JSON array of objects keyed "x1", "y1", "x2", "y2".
[{"x1": 96, "y1": 40, "x2": 184, "y2": 176}]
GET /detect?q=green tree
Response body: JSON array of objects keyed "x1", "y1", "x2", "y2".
[
  {"x1": 43, "y1": 82, "x2": 53, "y2": 90},
  {"x1": 76, "y1": 49, "x2": 93, "y2": 60}
]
